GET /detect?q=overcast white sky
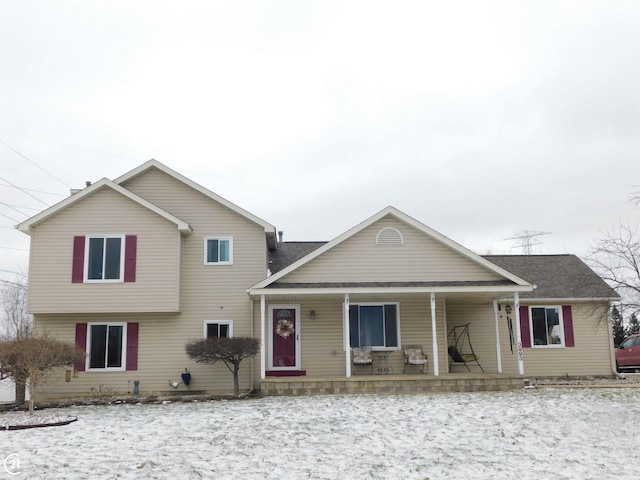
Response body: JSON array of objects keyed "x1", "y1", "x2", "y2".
[{"x1": 1, "y1": 0, "x2": 638, "y2": 284}]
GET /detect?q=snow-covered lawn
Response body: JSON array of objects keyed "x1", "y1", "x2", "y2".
[{"x1": 1, "y1": 388, "x2": 638, "y2": 479}]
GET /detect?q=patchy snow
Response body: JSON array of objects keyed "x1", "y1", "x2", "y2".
[{"x1": 1, "y1": 388, "x2": 638, "y2": 479}]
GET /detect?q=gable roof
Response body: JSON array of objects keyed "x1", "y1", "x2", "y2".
[
  {"x1": 115, "y1": 159, "x2": 278, "y2": 249},
  {"x1": 253, "y1": 206, "x2": 532, "y2": 290},
  {"x1": 17, "y1": 178, "x2": 192, "y2": 235},
  {"x1": 484, "y1": 255, "x2": 620, "y2": 300}
]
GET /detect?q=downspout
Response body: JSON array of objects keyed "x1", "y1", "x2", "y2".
[{"x1": 249, "y1": 298, "x2": 254, "y2": 392}]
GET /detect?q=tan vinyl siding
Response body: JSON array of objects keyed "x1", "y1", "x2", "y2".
[
  {"x1": 519, "y1": 303, "x2": 613, "y2": 376},
  {"x1": 445, "y1": 301, "x2": 614, "y2": 376},
  {"x1": 33, "y1": 313, "x2": 256, "y2": 398},
  {"x1": 33, "y1": 167, "x2": 270, "y2": 398},
  {"x1": 27, "y1": 188, "x2": 182, "y2": 313},
  {"x1": 282, "y1": 216, "x2": 503, "y2": 283}
]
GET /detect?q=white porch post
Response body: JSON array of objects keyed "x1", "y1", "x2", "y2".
[
  {"x1": 514, "y1": 292, "x2": 525, "y2": 375},
  {"x1": 260, "y1": 295, "x2": 266, "y2": 380},
  {"x1": 430, "y1": 292, "x2": 439, "y2": 376},
  {"x1": 493, "y1": 299, "x2": 503, "y2": 373},
  {"x1": 344, "y1": 293, "x2": 351, "y2": 378}
]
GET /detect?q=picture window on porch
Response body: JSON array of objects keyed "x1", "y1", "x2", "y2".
[
  {"x1": 530, "y1": 306, "x2": 563, "y2": 346},
  {"x1": 349, "y1": 303, "x2": 399, "y2": 350},
  {"x1": 205, "y1": 320, "x2": 233, "y2": 338}
]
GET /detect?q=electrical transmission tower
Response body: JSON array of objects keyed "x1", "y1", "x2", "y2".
[{"x1": 505, "y1": 230, "x2": 551, "y2": 255}]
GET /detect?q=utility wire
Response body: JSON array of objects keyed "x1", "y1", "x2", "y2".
[
  {"x1": 0, "y1": 139, "x2": 71, "y2": 188},
  {"x1": 0, "y1": 183, "x2": 66, "y2": 198},
  {"x1": 0, "y1": 201, "x2": 30, "y2": 217},
  {"x1": 0, "y1": 211, "x2": 21, "y2": 223},
  {"x1": 0, "y1": 176, "x2": 50, "y2": 207}
]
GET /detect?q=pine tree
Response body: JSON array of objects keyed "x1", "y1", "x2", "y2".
[
  {"x1": 611, "y1": 306, "x2": 626, "y2": 346},
  {"x1": 626, "y1": 313, "x2": 639, "y2": 336}
]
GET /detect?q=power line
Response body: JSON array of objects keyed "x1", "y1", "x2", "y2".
[
  {"x1": 0, "y1": 183, "x2": 66, "y2": 198},
  {"x1": 0, "y1": 211, "x2": 21, "y2": 223},
  {"x1": 505, "y1": 231, "x2": 551, "y2": 255},
  {"x1": 0, "y1": 176, "x2": 50, "y2": 207},
  {"x1": 0, "y1": 201, "x2": 30, "y2": 218},
  {"x1": 0, "y1": 139, "x2": 71, "y2": 188}
]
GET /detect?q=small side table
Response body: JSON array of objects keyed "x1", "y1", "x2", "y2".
[{"x1": 373, "y1": 351, "x2": 393, "y2": 375}]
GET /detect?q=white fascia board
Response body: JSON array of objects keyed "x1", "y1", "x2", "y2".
[
  {"x1": 17, "y1": 178, "x2": 192, "y2": 234},
  {"x1": 248, "y1": 284, "x2": 534, "y2": 297},
  {"x1": 114, "y1": 159, "x2": 277, "y2": 243},
  {"x1": 252, "y1": 205, "x2": 533, "y2": 289},
  {"x1": 513, "y1": 297, "x2": 621, "y2": 303}
]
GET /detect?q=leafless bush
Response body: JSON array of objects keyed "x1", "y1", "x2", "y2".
[
  {"x1": 185, "y1": 337, "x2": 259, "y2": 396},
  {"x1": 0, "y1": 336, "x2": 85, "y2": 414}
]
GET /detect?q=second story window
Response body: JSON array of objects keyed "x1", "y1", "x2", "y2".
[
  {"x1": 87, "y1": 235, "x2": 124, "y2": 281},
  {"x1": 204, "y1": 237, "x2": 233, "y2": 265}
]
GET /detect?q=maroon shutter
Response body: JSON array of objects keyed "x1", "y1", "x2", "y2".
[
  {"x1": 126, "y1": 323, "x2": 139, "y2": 371},
  {"x1": 519, "y1": 306, "x2": 531, "y2": 348},
  {"x1": 562, "y1": 305, "x2": 575, "y2": 347},
  {"x1": 124, "y1": 235, "x2": 137, "y2": 282},
  {"x1": 75, "y1": 323, "x2": 87, "y2": 371},
  {"x1": 72, "y1": 236, "x2": 85, "y2": 283}
]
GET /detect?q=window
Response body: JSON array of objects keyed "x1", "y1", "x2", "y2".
[
  {"x1": 204, "y1": 237, "x2": 233, "y2": 265},
  {"x1": 349, "y1": 303, "x2": 399, "y2": 349},
  {"x1": 87, "y1": 323, "x2": 127, "y2": 370},
  {"x1": 530, "y1": 306, "x2": 564, "y2": 346},
  {"x1": 87, "y1": 235, "x2": 124, "y2": 281},
  {"x1": 205, "y1": 320, "x2": 233, "y2": 338}
]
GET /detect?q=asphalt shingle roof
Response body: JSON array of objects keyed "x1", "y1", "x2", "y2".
[{"x1": 269, "y1": 243, "x2": 618, "y2": 300}]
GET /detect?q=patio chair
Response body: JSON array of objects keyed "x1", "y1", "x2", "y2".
[
  {"x1": 403, "y1": 345, "x2": 428, "y2": 374},
  {"x1": 447, "y1": 323, "x2": 484, "y2": 372},
  {"x1": 352, "y1": 346, "x2": 373, "y2": 374}
]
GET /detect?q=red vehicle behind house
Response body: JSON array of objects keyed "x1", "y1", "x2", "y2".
[{"x1": 616, "y1": 334, "x2": 640, "y2": 372}]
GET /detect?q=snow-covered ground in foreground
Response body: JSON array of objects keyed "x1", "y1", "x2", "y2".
[{"x1": 1, "y1": 388, "x2": 639, "y2": 479}]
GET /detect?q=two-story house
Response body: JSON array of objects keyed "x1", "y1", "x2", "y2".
[{"x1": 17, "y1": 160, "x2": 619, "y2": 398}]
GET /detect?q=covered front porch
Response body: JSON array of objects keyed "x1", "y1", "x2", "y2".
[{"x1": 250, "y1": 284, "x2": 533, "y2": 393}]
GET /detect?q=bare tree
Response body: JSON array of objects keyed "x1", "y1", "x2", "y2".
[
  {"x1": 0, "y1": 336, "x2": 85, "y2": 415},
  {"x1": 0, "y1": 276, "x2": 33, "y2": 405},
  {"x1": 185, "y1": 337, "x2": 259, "y2": 397},
  {"x1": 588, "y1": 223, "x2": 640, "y2": 323},
  {"x1": 1, "y1": 277, "x2": 32, "y2": 341}
]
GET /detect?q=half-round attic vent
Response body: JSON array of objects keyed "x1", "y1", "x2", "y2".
[{"x1": 376, "y1": 227, "x2": 404, "y2": 245}]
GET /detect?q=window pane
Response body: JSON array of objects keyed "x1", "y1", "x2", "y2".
[
  {"x1": 360, "y1": 306, "x2": 384, "y2": 346},
  {"x1": 219, "y1": 324, "x2": 229, "y2": 338},
  {"x1": 88, "y1": 238, "x2": 104, "y2": 280},
  {"x1": 546, "y1": 308, "x2": 561, "y2": 344},
  {"x1": 531, "y1": 308, "x2": 548, "y2": 345},
  {"x1": 207, "y1": 323, "x2": 219, "y2": 338},
  {"x1": 106, "y1": 325, "x2": 123, "y2": 367},
  {"x1": 104, "y1": 238, "x2": 122, "y2": 279},
  {"x1": 219, "y1": 240, "x2": 229, "y2": 262},
  {"x1": 349, "y1": 305, "x2": 359, "y2": 347},
  {"x1": 384, "y1": 304, "x2": 398, "y2": 347},
  {"x1": 89, "y1": 324, "x2": 107, "y2": 368},
  {"x1": 207, "y1": 239, "x2": 219, "y2": 263}
]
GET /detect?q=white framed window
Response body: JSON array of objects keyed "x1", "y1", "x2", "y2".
[
  {"x1": 204, "y1": 237, "x2": 233, "y2": 265},
  {"x1": 349, "y1": 303, "x2": 400, "y2": 350},
  {"x1": 204, "y1": 320, "x2": 233, "y2": 338},
  {"x1": 86, "y1": 235, "x2": 125, "y2": 282},
  {"x1": 87, "y1": 322, "x2": 127, "y2": 371},
  {"x1": 530, "y1": 306, "x2": 564, "y2": 347}
]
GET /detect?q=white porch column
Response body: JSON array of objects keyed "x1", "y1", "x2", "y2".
[
  {"x1": 493, "y1": 299, "x2": 503, "y2": 373},
  {"x1": 513, "y1": 292, "x2": 525, "y2": 375},
  {"x1": 260, "y1": 295, "x2": 266, "y2": 380},
  {"x1": 430, "y1": 292, "x2": 439, "y2": 376},
  {"x1": 344, "y1": 293, "x2": 351, "y2": 378}
]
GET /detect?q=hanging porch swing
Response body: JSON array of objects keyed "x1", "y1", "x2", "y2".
[{"x1": 447, "y1": 323, "x2": 484, "y2": 372}]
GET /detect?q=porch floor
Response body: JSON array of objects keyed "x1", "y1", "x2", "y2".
[{"x1": 260, "y1": 373, "x2": 526, "y2": 396}]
